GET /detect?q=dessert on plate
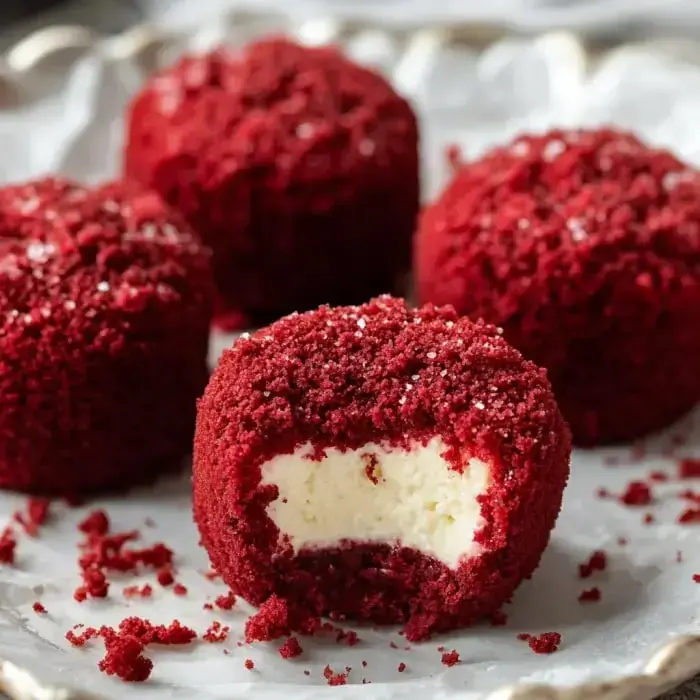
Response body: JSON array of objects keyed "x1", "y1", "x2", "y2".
[
  {"x1": 125, "y1": 37, "x2": 420, "y2": 329},
  {"x1": 193, "y1": 295, "x2": 570, "y2": 641},
  {"x1": 416, "y1": 127, "x2": 700, "y2": 445},
  {"x1": 0, "y1": 178, "x2": 212, "y2": 494}
]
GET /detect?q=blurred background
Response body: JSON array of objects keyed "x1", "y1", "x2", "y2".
[{"x1": 6, "y1": 0, "x2": 700, "y2": 46}]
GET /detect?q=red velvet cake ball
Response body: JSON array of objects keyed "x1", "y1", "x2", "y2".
[
  {"x1": 0, "y1": 178, "x2": 212, "y2": 494},
  {"x1": 193, "y1": 296, "x2": 570, "y2": 641},
  {"x1": 124, "y1": 38, "x2": 419, "y2": 327},
  {"x1": 416, "y1": 128, "x2": 700, "y2": 445}
]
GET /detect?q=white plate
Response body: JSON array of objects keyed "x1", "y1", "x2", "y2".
[{"x1": 1, "y1": 9, "x2": 700, "y2": 700}]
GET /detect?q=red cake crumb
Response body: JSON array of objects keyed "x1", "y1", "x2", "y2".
[
  {"x1": 643, "y1": 513, "x2": 656, "y2": 525},
  {"x1": 125, "y1": 38, "x2": 419, "y2": 326},
  {"x1": 173, "y1": 583, "x2": 188, "y2": 596},
  {"x1": 66, "y1": 627, "x2": 99, "y2": 646},
  {"x1": 363, "y1": 453, "x2": 381, "y2": 485},
  {"x1": 518, "y1": 632, "x2": 562, "y2": 654},
  {"x1": 596, "y1": 487, "x2": 610, "y2": 499},
  {"x1": 362, "y1": 660, "x2": 368, "y2": 667},
  {"x1": 416, "y1": 128, "x2": 700, "y2": 445},
  {"x1": 0, "y1": 528, "x2": 16, "y2": 564},
  {"x1": 578, "y1": 587, "x2": 602, "y2": 603},
  {"x1": 72, "y1": 618, "x2": 197, "y2": 681},
  {"x1": 678, "y1": 508, "x2": 700, "y2": 524},
  {"x1": 79, "y1": 566, "x2": 109, "y2": 599},
  {"x1": 336, "y1": 629, "x2": 360, "y2": 646},
  {"x1": 157, "y1": 567, "x2": 174, "y2": 587},
  {"x1": 215, "y1": 592, "x2": 236, "y2": 610},
  {"x1": 693, "y1": 574, "x2": 700, "y2": 583},
  {"x1": 244, "y1": 659, "x2": 255, "y2": 670},
  {"x1": 620, "y1": 481, "x2": 653, "y2": 506},
  {"x1": 203, "y1": 621, "x2": 230, "y2": 643},
  {"x1": 324, "y1": 665, "x2": 349, "y2": 686},
  {"x1": 679, "y1": 459, "x2": 700, "y2": 479},
  {"x1": 279, "y1": 636, "x2": 303, "y2": 659},
  {"x1": 578, "y1": 550, "x2": 607, "y2": 579},
  {"x1": 244, "y1": 595, "x2": 320, "y2": 643},
  {"x1": 441, "y1": 650, "x2": 461, "y2": 667},
  {"x1": 649, "y1": 471, "x2": 669, "y2": 483},
  {"x1": 0, "y1": 178, "x2": 213, "y2": 494},
  {"x1": 78, "y1": 510, "x2": 110, "y2": 536},
  {"x1": 99, "y1": 635, "x2": 153, "y2": 682},
  {"x1": 203, "y1": 603, "x2": 214, "y2": 611},
  {"x1": 15, "y1": 498, "x2": 51, "y2": 536},
  {"x1": 680, "y1": 489, "x2": 700, "y2": 504},
  {"x1": 204, "y1": 569, "x2": 221, "y2": 581},
  {"x1": 74, "y1": 516, "x2": 176, "y2": 601},
  {"x1": 194, "y1": 296, "x2": 571, "y2": 641},
  {"x1": 123, "y1": 584, "x2": 153, "y2": 599},
  {"x1": 397, "y1": 662, "x2": 406, "y2": 672},
  {"x1": 32, "y1": 602, "x2": 47, "y2": 614}
]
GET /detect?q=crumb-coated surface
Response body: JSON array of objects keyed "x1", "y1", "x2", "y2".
[
  {"x1": 0, "y1": 178, "x2": 213, "y2": 494},
  {"x1": 124, "y1": 38, "x2": 419, "y2": 327},
  {"x1": 193, "y1": 296, "x2": 570, "y2": 641},
  {"x1": 416, "y1": 128, "x2": 700, "y2": 445}
]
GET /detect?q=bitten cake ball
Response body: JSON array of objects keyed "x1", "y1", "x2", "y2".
[
  {"x1": 0, "y1": 178, "x2": 212, "y2": 494},
  {"x1": 193, "y1": 296, "x2": 570, "y2": 641},
  {"x1": 124, "y1": 38, "x2": 419, "y2": 327},
  {"x1": 416, "y1": 128, "x2": 700, "y2": 445}
]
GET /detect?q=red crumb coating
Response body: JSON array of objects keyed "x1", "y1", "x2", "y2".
[
  {"x1": 441, "y1": 650, "x2": 460, "y2": 667},
  {"x1": 279, "y1": 636, "x2": 303, "y2": 659},
  {"x1": 518, "y1": 632, "x2": 562, "y2": 654},
  {"x1": 244, "y1": 659, "x2": 255, "y2": 670},
  {"x1": 173, "y1": 583, "x2": 188, "y2": 596},
  {"x1": 416, "y1": 128, "x2": 700, "y2": 445},
  {"x1": 0, "y1": 178, "x2": 212, "y2": 494},
  {"x1": 193, "y1": 296, "x2": 571, "y2": 641},
  {"x1": 33, "y1": 602, "x2": 47, "y2": 614},
  {"x1": 124, "y1": 38, "x2": 419, "y2": 325},
  {"x1": 693, "y1": 574, "x2": 700, "y2": 582}
]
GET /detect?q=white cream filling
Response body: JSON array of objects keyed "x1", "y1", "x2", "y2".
[{"x1": 261, "y1": 437, "x2": 491, "y2": 569}]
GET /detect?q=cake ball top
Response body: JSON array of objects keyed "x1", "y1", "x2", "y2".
[
  {"x1": 133, "y1": 37, "x2": 417, "y2": 187},
  {"x1": 198, "y1": 296, "x2": 567, "y2": 475},
  {"x1": 0, "y1": 177, "x2": 211, "y2": 338},
  {"x1": 426, "y1": 128, "x2": 700, "y2": 305}
]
